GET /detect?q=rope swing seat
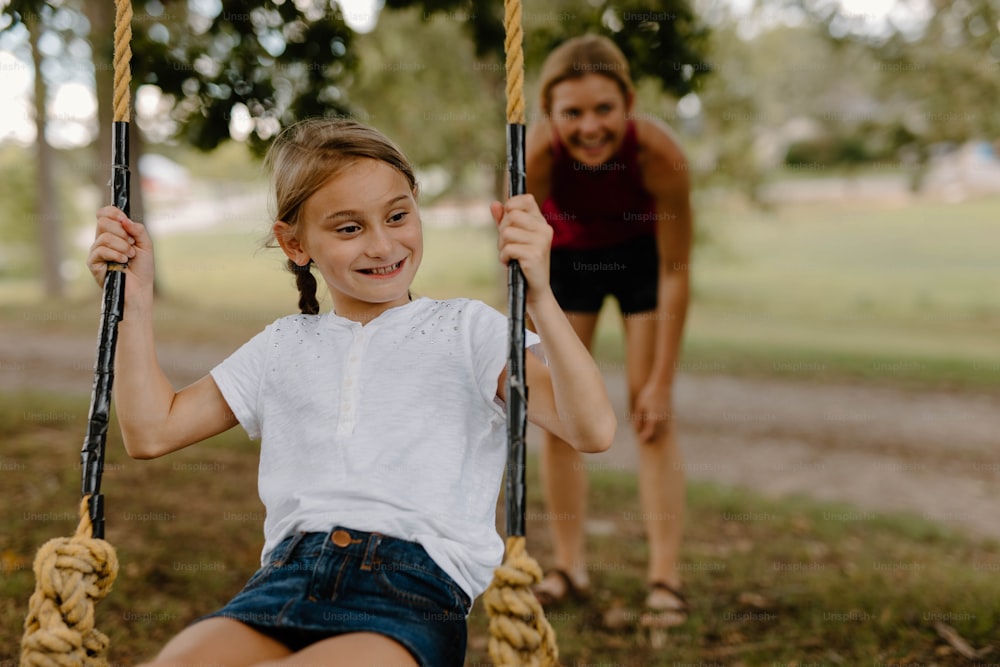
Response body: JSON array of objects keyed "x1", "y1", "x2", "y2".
[{"x1": 21, "y1": 0, "x2": 559, "y2": 664}]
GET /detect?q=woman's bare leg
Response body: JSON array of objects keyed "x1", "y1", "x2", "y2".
[
  {"x1": 623, "y1": 313, "x2": 686, "y2": 607},
  {"x1": 537, "y1": 311, "x2": 601, "y2": 598}
]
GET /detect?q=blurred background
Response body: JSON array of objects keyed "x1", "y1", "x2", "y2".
[
  {"x1": 1, "y1": 0, "x2": 998, "y2": 379},
  {"x1": 1, "y1": 0, "x2": 999, "y2": 663}
]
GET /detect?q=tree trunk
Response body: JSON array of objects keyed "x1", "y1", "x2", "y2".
[
  {"x1": 27, "y1": 12, "x2": 64, "y2": 298},
  {"x1": 84, "y1": 0, "x2": 114, "y2": 193}
]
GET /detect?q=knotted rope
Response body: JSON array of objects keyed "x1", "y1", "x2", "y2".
[
  {"x1": 484, "y1": 537, "x2": 559, "y2": 667},
  {"x1": 484, "y1": 2, "x2": 559, "y2": 662},
  {"x1": 21, "y1": 497, "x2": 120, "y2": 667}
]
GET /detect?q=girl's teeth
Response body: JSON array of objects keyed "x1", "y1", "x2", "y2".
[{"x1": 368, "y1": 261, "x2": 399, "y2": 275}]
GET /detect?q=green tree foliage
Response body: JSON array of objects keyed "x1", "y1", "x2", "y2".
[
  {"x1": 347, "y1": 6, "x2": 506, "y2": 199},
  {"x1": 788, "y1": 0, "x2": 1000, "y2": 185},
  {"x1": 384, "y1": 0, "x2": 712, "y2": 98},
  {"x1": 131, "y1": 0, "x2": 357, "y2": 154}
]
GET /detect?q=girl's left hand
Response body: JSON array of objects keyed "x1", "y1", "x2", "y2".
[{"x1": 491, "y1": 194, "x2": 554, "y2": 302}]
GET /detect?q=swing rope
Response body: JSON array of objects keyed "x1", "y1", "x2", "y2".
[
  {"x1": 20, "y1": 499, "x2": 119, "y2": 667},
  {"x1": 483, "y1": 0, "x2": 559, "y2": 664},
  {"x1": 21, "y1": 1, "x2": 130, "y2": 663}
]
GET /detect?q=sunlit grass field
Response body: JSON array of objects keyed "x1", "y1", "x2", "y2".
[
  {"x1": 4, "y1": 192, "x2": 998, "y2": 389},
  {"x1": 673, "y1": 195, "x2": 1000, "y2": 387}
]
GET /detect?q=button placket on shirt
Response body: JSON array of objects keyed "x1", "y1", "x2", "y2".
[{"x1": 336, "y1": 325, "x2": 369, "y2": 437}]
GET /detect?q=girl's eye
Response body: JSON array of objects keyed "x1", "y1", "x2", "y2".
[
  {"x1": 597, "y1": 104, "x2": 612, "y2": 115},
  {"x1": 388, "y1": 211, "x2": 408, "y2": 224},
  {"x1": 337, "y1": 224, "x2": 362, "y2": 235}
]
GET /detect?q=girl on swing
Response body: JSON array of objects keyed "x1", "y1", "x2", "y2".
[{"x1": 87, "y1": 118, "x2": 615, "y2": 667}]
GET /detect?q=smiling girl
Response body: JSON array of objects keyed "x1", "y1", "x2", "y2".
[{"x1": 87, "y1": 118, "x2": 615, "y2": 666}]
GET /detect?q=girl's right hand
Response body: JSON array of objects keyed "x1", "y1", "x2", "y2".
[{"x1": 87, "y1": 206, "x2": 155, "y2": 295}]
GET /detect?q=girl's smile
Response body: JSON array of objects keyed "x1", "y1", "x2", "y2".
[{"x1": 357, "y1": 258, "x2": 406, "y2": 277}]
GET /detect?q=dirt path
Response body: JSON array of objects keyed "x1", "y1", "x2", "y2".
[
  {"x1": 554, "y1": 372, "x2": 1000, "y2": 541},
  {"x1": 5, "y1": 328, "x2": 999, "y2": 541}
]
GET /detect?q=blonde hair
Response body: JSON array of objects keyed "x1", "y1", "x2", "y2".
[
  {"x1": 537, "y1": 34, "x2": 634, "y2": 116},
  {"x1": 263, "y1": 118, "x2": 418, "y2": 314}
]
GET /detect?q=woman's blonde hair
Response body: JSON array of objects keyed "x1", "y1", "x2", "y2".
[
  {"x1": 537, "y1": 34, "x2": 634, "y2": 116},
  {"x1": 263, "y1": 118, "x2": 417, "y2": 314}
]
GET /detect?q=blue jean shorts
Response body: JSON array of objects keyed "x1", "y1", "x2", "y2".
[{"x1": 199, "y1": 527, "x2": 472, "y2": 666}]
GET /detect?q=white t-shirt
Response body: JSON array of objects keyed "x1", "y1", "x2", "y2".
[{"x1": 210, "y1": 297, "x2": 540, "y2": 599}]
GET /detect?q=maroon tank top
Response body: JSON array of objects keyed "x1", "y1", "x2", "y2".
[{"x1": 540, "y1": 120, "x2": 656, "y2": 251}]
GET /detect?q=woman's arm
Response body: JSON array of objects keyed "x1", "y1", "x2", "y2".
[
  {"x1": 88, "y1": 206, "x2": 238, "y2": 459},
  {"x1": 491, "y1": 197, "x2": 616, "y2": 454},
  {"x1": 633, "y1": 118, "x2": 693, "y2": 441}
]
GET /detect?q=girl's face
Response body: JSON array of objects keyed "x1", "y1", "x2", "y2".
[
  {"x1": 276, "y1": 158, "x2": 422, "y2": 322},
  {"x1": 548, "y1": 73, "x2": 633, "y2": 167}
]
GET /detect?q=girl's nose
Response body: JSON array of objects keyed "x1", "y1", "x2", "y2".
[{"x1": 366, "y1": 225, "x2": 393, "y2": 257}]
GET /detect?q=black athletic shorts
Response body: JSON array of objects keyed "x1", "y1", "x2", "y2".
[{"x1": 549, "y1": 235, "x2": 659, "y2": 315}]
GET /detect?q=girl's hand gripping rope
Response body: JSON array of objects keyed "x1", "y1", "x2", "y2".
[
  {"x1": 88, "y1": 206, "x2": 155, "y2": 306},
  {"x1": 490, "y1": 194, "x2": 554, "y2": 307}
]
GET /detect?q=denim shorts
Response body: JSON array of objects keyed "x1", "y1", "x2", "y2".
[
  {"x1": 199, "y1": 527, "x2": 472, "y2": 666},
  {"x1": 550, "y1": 234, "x2": 659, "y2": 315}
]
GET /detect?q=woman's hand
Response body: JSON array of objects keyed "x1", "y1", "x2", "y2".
[
  {"x1": 87, "y1": 206, "x2": 155, "y2": 298},
  {"x1": 632, "y1": 381, "x2": 674, "y2": 443},
  {"x1": 490, "y1": 194, "x2": 554, "y2": 305}
]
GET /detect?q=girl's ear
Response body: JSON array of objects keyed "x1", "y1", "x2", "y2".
[{"x1": 273, "y1": 221, "x2": 310, "y2": 266}]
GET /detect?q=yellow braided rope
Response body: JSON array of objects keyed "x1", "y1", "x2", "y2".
[
  {"x1": 113, "y1": 0, "x2": 132, "y2": 122},
  {"x1": 484, "y1": 537, "x2": 559, "y2": 666},
  {"x1": 21, "y1": 496, "x2": 119, "y2": 667},
  {"x1": 504, "y1": 0, "x2": 525, "y2": 125}
]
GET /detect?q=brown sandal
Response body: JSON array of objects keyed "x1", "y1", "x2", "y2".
[
  {"x1": 641, "y1": 581, "x2": 689, "y2": 627},
  {"x1": 532, "y1": 569, "x2": 591, "y2": 606}
]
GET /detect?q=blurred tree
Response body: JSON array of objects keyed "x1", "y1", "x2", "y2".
[
  {"x1": 347, "y1": 5, "x2": 509, "y2": 200},
  {"x1": 129, "y1": 0, "x2": 357, "y2": 154},
  {"x1": 788, "y1": 0, "x2": 1000, "y2": 190},
  {"x1": 362, "y1": 0, "x2": 711, "y2": 200},
  {"x1": 1, "y1": 0, "x2": 77, "y2": 296},
  {"x1": 384, "y1": 0, "x2": 712, "y2": 98},
  {"x1": 2, "y1": 0, "x2": 361, "y2": 293},
  {"x1": 25, "y1": 6, "x2": 63, "y2": 296}
]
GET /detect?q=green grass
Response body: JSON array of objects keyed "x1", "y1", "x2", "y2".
[
  {"x1": 3, "y1": 194, "x2": 1000, "y2": 390},
  {"x1": 590, "y1": 194, "x2": 1000, "y2": 390},
  {"x1": 2, "y1": 391, "x2": 998, "y2": 664}
]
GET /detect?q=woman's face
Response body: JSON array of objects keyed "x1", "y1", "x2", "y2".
[{"x1": 548, "y1": 73, "x2": 632, "y2": 167}]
